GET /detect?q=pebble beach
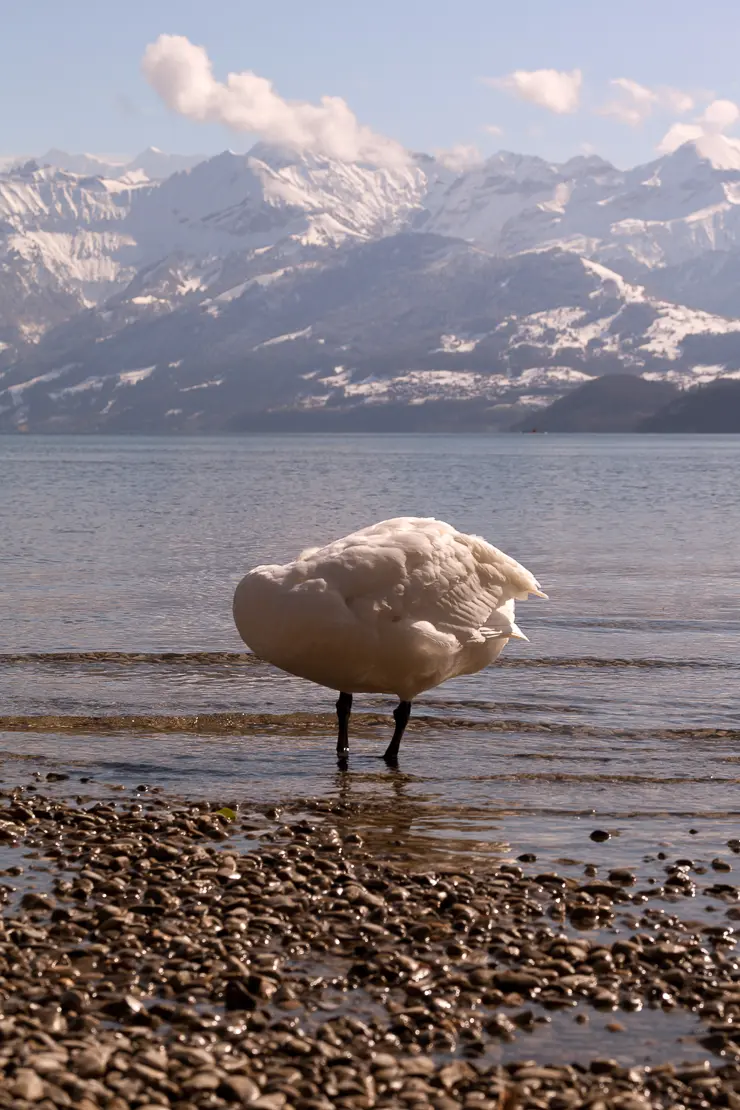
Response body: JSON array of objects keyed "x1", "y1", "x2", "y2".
[{"x1": 0, "y1": 769, "x2": 738, "y2": 1110}]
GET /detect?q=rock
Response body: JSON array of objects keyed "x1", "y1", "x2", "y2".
[
  {"x1": 183, "y1": 1070, "x2": 222, "y2": 1093},
  {"x1": 100, "y1": 994, "x2": 143, "y2": 1020},
  {"x1": 75, "y1": 1045, "x2": 113, "y2": 1078},
  {"x1": 219, "y1": 1075, "x2": 262, "y2": 1102},
  {"x1": 439, "y1": 1061, "x2": 476, "y2": 1090},
  {"x1": 224, "y1": 978, "x2": 259, "y2": 1010},
  {"x1": 493, "y1": 970, "x2": 543, "y2": 994},
  {"x1": 251, "y1": 1095, "x2": 287, "y2": 1110},
  {"x1": 20, "y1": 891, "x2": 55, "y2": 911},
  {"x1": 11, "y1": 1069, "x2": 45, "y2": 1101}
]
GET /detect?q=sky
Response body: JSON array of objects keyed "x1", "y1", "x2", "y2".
[{"x1": 2, "y1": 0, "x2": 740, "y2": 169}]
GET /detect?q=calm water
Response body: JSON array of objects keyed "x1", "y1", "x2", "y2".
[{"x1": 0, "y1": 434, "x2": 738, "y2": 865}]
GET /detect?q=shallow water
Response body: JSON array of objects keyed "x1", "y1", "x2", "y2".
[
  {"x1": 1, "y1": 432, "x2": 739, "y2": 873},
  {"x1": 1, "y1": 429, "x2": 740, "y2": 1072}
]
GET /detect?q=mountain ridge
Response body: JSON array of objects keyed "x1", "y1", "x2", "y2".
[{"x1": 3, "y1": 136, "x2": 740, "y2": 431}]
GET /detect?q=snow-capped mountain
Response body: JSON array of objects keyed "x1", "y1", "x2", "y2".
[
  {"x1": 3, "y1": 136, "x2": 740, "y2": 431},
  {"x1": 34, "y1": 147, "x2": 207, "y2": 180},
  {"x1": 0, "y1": 146, "x2": 435, "y2": 348}
]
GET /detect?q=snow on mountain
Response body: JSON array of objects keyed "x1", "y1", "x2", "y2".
[
  {"x1": 37, "y1": 147, "x2": 207, "y2": 180},
  {"x1": 4, "y1": 137, "x2": 740, "y2": 430},
  {"x1": 37, "y1": 149, "x2": 130, "y2": 177},
  {"x1": 4, "y1": 232, "x2": 740, "y2": 433},
  {"x1": 126, "y1": 146, "x2": 430, "y2": 257},
  {"x1": 124, "y1": 148, "x2": 208, "y2": 179},
  {"x1": 0, "y1": 163, "x2": 153, "y2": 344},
  {"x1": 494, "y1": 136, "x2": 740, "y2": 276},
  {"x1": 0, "y1": 144, "x2": 436, "y2": 352},
  {"x1": 422, "y1": 151, "x2": 619, "y2": 252}
]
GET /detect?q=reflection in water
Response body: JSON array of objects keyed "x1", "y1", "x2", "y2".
[{"x1": 325, "y1": 766, "x2": 514, "y2": 865}]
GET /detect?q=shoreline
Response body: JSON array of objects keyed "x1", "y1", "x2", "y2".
[{"x1": 0, "y1": 778, "x2": 738, "y2": 1107}]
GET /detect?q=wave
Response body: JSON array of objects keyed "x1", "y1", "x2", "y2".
[
  {"x1": 0, "y1": 651, "x2": 736, "y2": 671},
  {"x1": 1, "y1": 709, "x2": 738, "y2": 742}
]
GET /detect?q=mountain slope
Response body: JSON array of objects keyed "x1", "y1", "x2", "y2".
[
  {"x1": 4, "y1": 234, "x2": 740, "y2": 433},
  {"x1": 4, "y1": 137, "x2": 740, "y2": 431},
  {"x1": 639, "y1": 378, "x2": 740, "y2": 431},
  {"x1": 36, "y1": 148, "x2": 208, "y2": 180},
  {"x1": 0, "y1": 146, "x2": 435, "y2": 357},
  {"x1": 511, "y1": 374, "x2": 679, "y2": 432}
]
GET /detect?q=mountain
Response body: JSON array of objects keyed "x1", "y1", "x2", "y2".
[
  {"x1": 3, "y1": 236, "x2": 739, "y2": 433},
  {"x1": 639, "y1": 378, "x2": 740, "y2": 431},
  {"x1": 0, "y1": 147, "x2": 427, "y2": 357},
  {"x1": 489, "y1": 135, "x2": 740, "y2": 284},
  {"x1": 36, "y1": 147, "x2": 207, "y2": 180},
  {"x1": 511, "y1": 374, "x2": 679, "y2": 432},
  {"x1": 3, "y1": 137, "x2": 740, "y2": 431}
]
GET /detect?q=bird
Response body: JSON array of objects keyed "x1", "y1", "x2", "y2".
[{"x1": 232, "y1": 516, "x2": 546, "y2": 764}]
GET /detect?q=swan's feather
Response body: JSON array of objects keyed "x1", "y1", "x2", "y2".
[{"x1": 233, "y1": 516, "x2": 545, "y2": 700}]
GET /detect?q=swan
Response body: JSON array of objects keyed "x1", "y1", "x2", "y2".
[{"x1": 232, "y1": 517, "x2": 546, "y2": 763}]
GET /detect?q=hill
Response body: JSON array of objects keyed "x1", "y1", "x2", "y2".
[
  {"x1": 639, "y1": 379, "x2": 740, "y2": 432},
  {"x1": 510, "y1": 375, "x2": 679, "y2": 433}
]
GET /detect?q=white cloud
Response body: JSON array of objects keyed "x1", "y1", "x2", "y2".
[
  {"x1": 482, "y1": 124, "x2": 504, "y2": 137},
  {"x1": 600, "y1": 79, "x2": 657, "y2": 126},
  {"x1": 434, "y1": 144, "x2": 483, "y2": 171},
  {"x1": 599, "y1": 78, "x2": 694, "y2": 126},
  {"x1": 141, "y1": 34, "x2": 407, "y2": 166},
  {"x1": 658, "y1": 98, "x2": 740, "y2": 152},
  {"x1": 486, "y1": 68, "x2": 582, "y2": 115},
  {"x1": 661, "y1": 87, "x2": 695, "y2": 115},
  {"x1": 702, "y1": 98, "x2": 740, "y2": 131}
]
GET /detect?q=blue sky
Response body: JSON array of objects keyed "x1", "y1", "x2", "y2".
[{"x1": 2, "y1": 0, "x2": 739, "y2": 168}]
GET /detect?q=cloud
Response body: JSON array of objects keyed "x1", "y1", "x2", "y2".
[
  {"x1": 657, "y1": 97, "x2": 740, "y2": 152},
  {"x1": 482, "y1": 124, "x2": 504, "y2": 137},
  {"x1": 702, "y1": 98, "x2": 740, "y2": 131},
  {"x1": 600, "y1": 79, "x2": 657, "y2": 126},
  {"x1": 485, "y1": 68, "x2": 582, "y2": 114},
  {"x1": 599, "y1": 78, "x2": 694, "y2": 126},
  {"x1": 661, "y1": 87, "x2": 695, "y2": 115},
  {"x1": 434, "y1": 144, "x2": 483, "y2": 171},
  {"x1": 141, "y1": 34, "x2": 407, "y2": 166}
]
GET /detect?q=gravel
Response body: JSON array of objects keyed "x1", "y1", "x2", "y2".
[{"x1": 0, "y1": 784, "x2": 738, "y2": 1109}]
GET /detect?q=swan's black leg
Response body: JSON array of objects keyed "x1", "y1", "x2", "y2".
[
  {"x1": 383, "y1": 700, "x2": 412, "y2": 764},
  {"x1": 336, "y1": 692, "x2": 352, "y2": 759}
]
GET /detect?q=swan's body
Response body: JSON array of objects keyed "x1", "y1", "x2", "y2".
[{"x1": 233, "y1": 516, "x2": 546, "y2": 761}]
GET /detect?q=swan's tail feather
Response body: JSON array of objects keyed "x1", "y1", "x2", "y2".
[
  {"x1": 478, "y1": 623, "x2": 529, "y2": 642},
  {"x1": 478, "y1": 627, "x2": 505, "y2": 640}
]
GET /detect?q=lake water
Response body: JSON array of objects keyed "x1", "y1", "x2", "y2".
[{"x1": 1, "y1": 433, "x2": 739, "y2": 870}]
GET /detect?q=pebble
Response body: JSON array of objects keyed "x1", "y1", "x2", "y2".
[{"x1": 0, "y1": 785, "x2": 736, "y2": 1108}]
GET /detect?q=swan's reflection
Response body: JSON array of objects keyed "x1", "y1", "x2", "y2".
[{"x1": 324, "y1": 763, "x2": 510, "y2": 869}]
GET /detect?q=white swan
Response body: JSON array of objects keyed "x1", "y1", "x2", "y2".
[{"x1": 233, "y1": 517, "x2": 546, "y2": 763}]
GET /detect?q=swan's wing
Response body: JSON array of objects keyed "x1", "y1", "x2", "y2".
[
  {"x1": 397, "y1": 528, "x2": 545, "y2": 641},
  {"x1": 286, "y1": 518, "x2": 544, "y2": 643}
]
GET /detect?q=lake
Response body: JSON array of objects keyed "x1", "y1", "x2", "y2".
[{"x1": 1, "y1": 433, "x2": 738, "y2": 866}]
